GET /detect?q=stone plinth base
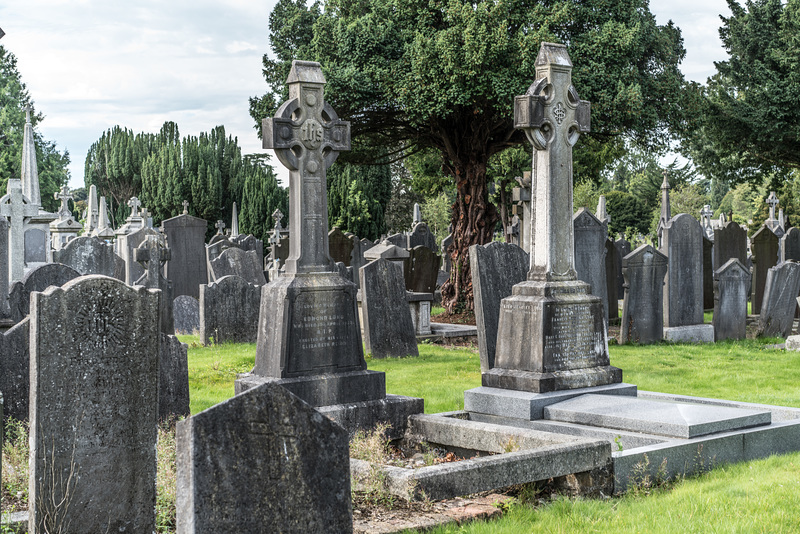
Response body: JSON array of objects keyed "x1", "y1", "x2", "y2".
[
  {"x1": 235, "y1": 370, "x2": 385, "y2": 407},
  {"x1": 482, "y1": 365, "x2": 622, "y2": 394},
  {"x1": 663, "y1": 324, "x2": 714, "y2": 343},
  {"x1": 464, "y1": 383, "x2": 637, "y2": 421},
  {"x1": 319, "y1": 395, "x2": 424, "y2": 440},
  {"x1": 786, "y1": 335, "x2": 800, "y2": 351}
]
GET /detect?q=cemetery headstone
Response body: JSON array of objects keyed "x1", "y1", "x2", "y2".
[
  {"x1": 0, "y1": 178, "x2": 40, "y2": 282},
  {"x1": 92, "y1": 196, "x2": 115, "y2": 240},
  {"x1": 134, "y1": 234, "x2": 174, "y2": 334},
  {"x1": 713, "y1": 259, "x2": 751, "y2": 341},
  {"x1": 660, "y1": 213, "x2": 704, "y2": 327},
  {"x1": 329, "y1": 227, "x2": 354, "y2": 266},
  {"x1": 176, "y1": 382, "x2": 353, "y2": 533},
  {"x1": 8, "y1": 262, "x2": 80, "y2": 322},
  {"x1": 605, "y1": 238, "x2": 619, "y2": 320},
  {"x1": 209, "y1": 246, "x2": 266, "y2": 286},
  {"x1": 619, "y1": 245, "x2": 669, "y2": 344},
  {"x1": 360, "y1": 258, "x2": 419, "y2": 358},
  {"x1": 52, "y1": 235, "x2": 121, "y2": 278},
  {"x1": 713, "y1": 221, "x2": 748, "y2": 269},
  {"x1": 408, "y1": 221, "x2": 437, "y2": 251},
  {"x1": 765, "y1": 191, "x2": 784, "y2": 236},
  {"x1": 24, "y1": 227, "x2": 47, "y2": 264},
  {"x1": 479, "y1": 43, "x2": 620, "y2": 395},
  {"x1": 614, "y1": 238, "x2": 631, "y2": 296},
  {"x1": 404, "y1": 245, "x2": 442, "y2": 294},
  {"x1": 230, "y1": 233, "x2": 265, "y2": 268},
  {"x1": 174, "y1": 295, "x2": 200, "y2": 334},
  {"x1": 199, "y1": 275, "x2": 261, "y2": 345},
  {"x1": 751, "y1": 225, "x2": 780, "y2": 314},
  {"x1": 781, "y1": 227, "x2": 800, "y2": 262},
  {"x1": 0, "y1": 217, "x2": 10, "y2": 321},
  {"x1": 0, "y1": 317, "x2": 29, "y2": 424},
  {"x1": 162, "y1": 211, "x2": 208, "y2": 299},
  {"x1": 703, "y1": 236, "x2": 714, "y2": 309},
  {"x1": 470, "y1": 242, "x2": 529, "y2": 371},
  {"x1": 84, "y1": 184, "x2": 98, "y2": 235},
  {"x1": 29, "y1": 276, "x2": 159, "y2": 533},
  {"x1": 159, "y1": 333, "x2": 190, "y2": 421},
  {"x1": 384, "y1": 232, "x2": 406, "y2": 248},
  {"x1": 573, "y1": 207, "x2": 609, "y2": 324},
  {"x1": 118, "y1": 226, "x2": 159, "y2": 285},
  {"x1": 757, "y1": 261, "x2": 800, "y2": 337}
]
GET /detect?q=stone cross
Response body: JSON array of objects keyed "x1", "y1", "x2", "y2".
[
  {"x1": 700, "y1": 204, "x2": 713, "y2": 238},
  {"x1": 657, "y1": 170, "x2": 671, "y2": 243},
  {"x1": 215, "y1": 220, "x2": 225, "y2": 235},
  {"x1": 767, "y1": 191, "x2": 779, "y2": 222},
  {"x1": 514, "y1": 42, "x2": 589, "y2": 281},
  {"x1": 262, "y1": 60, "x2": 350, "y2": 275},
  {"x1": 128, "y1": 196, "x2": 141, "y2": 217},
  {"x1": 182, "y1": 200, "x2": 189, "y2": 215},
  {"x1": 413, "y1": 203, "x2": 422, "y2": 225},
  {"x1": 54, "y1": 185, "x2": 72, "y2": 218},
  {"x1": 134, "y1": 234, "x2": 171, "y2": 288},
  {"x1": 512, "y1": 171, "x2": 532, "y2": 253},
  {"x1": 0, "y1": 178, "x2": 40, "y2": 281}
]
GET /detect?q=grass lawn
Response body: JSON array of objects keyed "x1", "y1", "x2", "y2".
[{"x1": 181, "y1": 336, "x2": 800, "y2": 533}]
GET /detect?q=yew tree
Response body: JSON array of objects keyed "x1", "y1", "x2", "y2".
[{"x1": 251, "y1": 0, "x2": 693, "y2": 312}]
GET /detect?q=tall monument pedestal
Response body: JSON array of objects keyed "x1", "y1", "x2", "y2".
[{"x1": 483, "y1": 280, "x2": 621, "y2": 393}]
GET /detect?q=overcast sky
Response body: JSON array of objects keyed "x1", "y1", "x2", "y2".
[{"x1": 1, "y1": 1, "x2": 732, "y2": 189}]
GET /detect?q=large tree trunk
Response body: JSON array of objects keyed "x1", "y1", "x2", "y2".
[{"x1": 440, "y1": 158, "x2": 498, "y2": 313}]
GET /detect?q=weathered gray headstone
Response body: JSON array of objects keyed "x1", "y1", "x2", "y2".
[
  {"x1": 782, "y1": 227, "x2": 800, "y2": 262},
  {"x1": 176, "y1": 382, "x2": 353, "y2": 533},
  {"x1": 159, "y1": 333, "x2": 190, "y2": 421},
  {"x1": 751, "y1": 225, "x2": 780, "y2": 314},
  {"x1": 620, "y1": 245, "x2": 669, "y2": 344},
  {"x1": 360, "y1": 258, "x2": 419, "y2": 358},
  {"x1": 0, "y1": 217, "x2": 10, "y2": 321},
  {"x1": 0, "y1": 178, "x2": 40, "y2": 282},
  {"x1": 52, "y1": 236, "x2": 122, "y2": 279},
  {"x1": 614, "y1": 238, "x2": 631, "y2": 295},
  {"x1": 470, "y1": 242, "x2": 528, "y2": 372},
  {"x1": 404, "y1": 245, "x2": 441, "y2": 294},
  {"x1": 206, "y1": 234, "x2": 235, "y2": 265},
  {"x1": 209, "y1": 246, "x2": 266, "y2": 286},
  {"x1": 174, "y1": 295, "x2": 200, "y2": 334},
  {"x1": 713, "y1": 259, "x2": 751, "y2": 341},
  {"x1": 605, "y1": 238, "x2": 619, "y2": 320},
  {"x1": 163, "y1": 212, "x2": 209, "y2": 299},
  {"x1": 703, "y1": 236, "x2": 714, "y2": 309},
  {"x1": 118, "y1": 226, "x2": 159, "y2": 285},
  {"x1": 134, "y1": 234, "x2": 174, "y2": 335},
  {"x1": 0, "y1": 317, "x2": 29, "y2": 424},
  {"x1": 384, "y1": 232, "x2": 406, "y2": 248},
  {"x1": 230, "y1": 233, "x2": 265, "y2": 269},
  {"x1": 408, "y1": 221, "x2": 437, "y2": 251},
  {"x1": 757, "y1": 261, "x2": 800, "y2": 337},
  {"x1": 573, "y1": 208, "x2": 608, "y2": 324},
  {"x1": 329, "y1": 227, "x2": 354, "y2": 266},
  {"x1": 8, "y1": 262, "x2": 81, "y2": 322},
  {"x1": 713, "y1": 221, "x2": 748, "y2": 268},
  {"x1": 200, "y1": 275, "x2": 261, "y2": 345},
  {"x1": 660, "y1": 213, "x2": 704, "y2": 327},
  {"x1": 23, "y1": 227, "x2": 46, "y2": 263},
  {"x1": 29, "y1": 276, "x2": 159, "y2": 533}
]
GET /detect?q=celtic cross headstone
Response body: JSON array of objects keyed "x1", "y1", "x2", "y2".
[
  {"x1": 128, "y1": 196, "x2": 141, "y2": 217},
  {"x1": 54, "y1": 185, "x2": 72, "y2": 219}
]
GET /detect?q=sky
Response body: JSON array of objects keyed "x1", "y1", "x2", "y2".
[{"x1": 0, "y1": 1, "x2": 733, "y2": 189}]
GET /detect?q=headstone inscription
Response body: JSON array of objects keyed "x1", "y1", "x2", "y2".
[
  {"x1": 176, "y1": 382, "x2": 353, "y2": 533},
  {"x1": 470, "y1": 242, "x2": 529, "y2": 372},
  {"x1": 52, "y1": 235, "x2": 121, "y2": 278},
  {"x1": 660, "y1": 213, "x2": 704, "y2": 327},
  {"x1": 28, "y1": 277, "x2": 159, "y2": 533},
  {"x1": 573, "y1": 207, "x2": 609, "y2": 324},
  {"x1": 713, "y1": 221, "x2": 748, "y2": 269},
  {"x1": 751, "y1": 225, "x2": 780, "y2": 314},
  {"x1": 237, "y1": 61, "x2": 422, "y2": 438},
  {"x1": 757, "y1": 261, "x2": 800, "y2": 337},
  {"x1": 619, "y1": 245, "x2": 669, "y2": 344},
  {"x1": 199, "y1": 275, "x2": 261, "y2": 345},
  {"x1": 8, "y1": 262, "x2": 80, "y2": 322},
  {"x1": 162, "y1": 211, "x2": 208, "y2": 299},
  {"x1": 713, "y1": 259, "x2": 751, "y2": 341},
  {"x1": 360, "y1": 258, "x2": 419, "y2": 358},
  {"x1": 479, "y1": 43, "x2": 620, "y2": 395}
]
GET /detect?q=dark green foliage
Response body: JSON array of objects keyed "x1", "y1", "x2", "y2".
[
  {"x1": 0, "y1": 45, "x2": 70, "y2": 212},
  {"x1": 327, "y1": 160, "x2": 391, "y2": 241},
  {"x1": 605, "y1": 190, "x2": 650, "y2": 237}
]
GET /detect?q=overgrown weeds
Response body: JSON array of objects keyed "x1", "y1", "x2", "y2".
[
  {"x1": 2, "y1": 418, "x2": 28, "y2": 513},
  {"x1": 156, "y1": 420, "x2": 178, "y2": 532}
]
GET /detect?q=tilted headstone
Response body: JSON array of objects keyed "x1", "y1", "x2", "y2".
[
  {"x1": 751, "y1": 225, "x2": 780, "y2": 314},
  {"x1": 329, "y1": 227, "x2": 354, "y2": 266},
  {"x1": 470, "y1": 242, "x2": 528, "y2": 372},
  {"x1": 118, "y1": 226, "x2": 159, "y2": 285},
  {"x1": 134, "y1": 234, "x2": 174, "y2": 335},
  {"x1": 408, "y1": 221, "x2": 437, "y2": 251},
  {"x1": 757, "y1": 261, "x2": 800, "y2": 337},
  {"x1": 29, "y1": 276, "x2": 159, "y2": 533},
  {"x1": 159, "y1": 333, "x2": 190, "y2": 421},
  {"x1": 481, "y1": 43, "x2": 619, "y2": 394},
  {"x1": 200, "y1": 275, "x2": 261, "y2": 345},
  {"x1": 781, "y1": 227, "x2": 800, "y2": 262},
  {"x1": 404, "y1": 245, "x2": 441, "y2": 294},
  {"x1": 8, "y1": 262, "x2": 81, "y2": 322},
  {"x1": 176, "y1": 382, "x2": 353, "y2": 533},
  {"x1": 360, "y1": 258, "x2": 419, "y2": 358},
  {"x1": 703, "y1": 236, "x2": 714, "y2": 309},
  {"x1": 174, "y1": 295, "x2": 200, "y2": 334},
  {"x1": 713, "y1": 220, "x2": 748, "y2": 268},
  {"x1": 620, "y1": 245, "x2": 669, "y2": 344},
  {"x1": 52, "y1": 235, "x2": 122, "y2": 278},
  {"x1": 0, "y1": 317, "x2": 29, "y2": 424},
  {"x1": 209, "y1": 246, "x2": 266, "y2": 286},
  {"x1": 605, "y1": 238, "x2": 619, "y2": 320},
  {"x1": 230, "y1": 233, "x2": 265, "y2": 268},
  {"x1": 573, "y1": 208, "x2": 609, "y2": 324},
  {"x1": 660, "y1": 213, "x2": 704, "y2": 327},
  {"x1": 162, "y1": 212, "x2": 208, "y2": 299},
  {"x1": 713, "y1": 259, "x2": 751, "y2": 341}
]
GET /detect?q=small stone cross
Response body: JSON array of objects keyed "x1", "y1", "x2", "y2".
[
  {"x1": 767, "y1": 191, "x2": 779, "y2": 222},
  {"x1": 700, "y1": 205, "x2": 712, "y2": 225},
  {"x1": 0, "y1": 178, "x2": 39, "y2": 281},
  {"x1": 128, "y1": 196, "x2": 142, "y2": 217},
  {"x1": 182, "y1": 200, "x2": 189, "y2": 215},
  {"x1": 133, "y1": 234, "x2": 171, "y2": 288},
  {"x1": 262, "y1": 60, "x2": 350, "y2": 275},
  {"x1": 215, "y1": 220, "x2": 226, "y2": 235},
  {"x1": 54, "y1": 185, "x2": 72, "y2": 218}
]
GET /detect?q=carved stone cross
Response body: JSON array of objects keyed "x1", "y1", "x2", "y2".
[
  {"x1": 767, "y1": 191, "x2": 779, "y2": 222},
  {"x1": 262, "y1": 60, "x2": 350, "y2": 275},
  {"x1": 0, "y1": 178, "x2": 39, "y2": 281},
  {"x1": 128, "y1": 196, "x2": 141, "y2": 217},
  {"x1": 54, "y1": 185, "x2": 72, "y2": 218},
  {"x1": 215, "y1": 220, "x2": 226, "y2": 234},
  {"x1": 182, "y1": 200, "x2": 189, "y2": 215},
  {"x1": 514, "y1": 42, "x2": 589, "y2": 282},
  {"x1": 133, "y1": 234, "x2": 171, "y2": 288}
]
